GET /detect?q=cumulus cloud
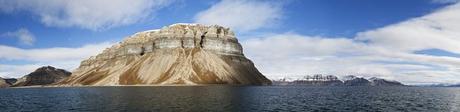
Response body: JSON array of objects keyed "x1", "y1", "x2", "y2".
[
  {"x1": 0, "y1": 0, "x2": 173, "y2": 31},
  {"x1": 1, "y1": 28, "x2": 35, "y2": 45},
  {"x1": 0, "y1": 42, "x2": 112, "y2": 62},
  {"x1": 194, "y1": 0, "x2": 283, "y2": 31},
  {"x1": 356, "y1": 3, "x2": 460, "y2": 53},
  {"x1": 242, "y1": 3, "x2": 460, "y2": 84},
  {"x1": 243, "y1": 33, "x2": 460, "y2": 84},
  {"x1": 0, "y1": 64, "x2": 42, "y2": 78},
  {"x1": 0, "y1": 42, "x2": 112, "y2": 78}
]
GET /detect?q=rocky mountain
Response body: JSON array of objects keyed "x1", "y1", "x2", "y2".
[
  {"x1": 369, "y1": 77, "x2": 404, "y2": 86},
  {"x1": 59, "y1": 23, "x2": 271, "y2": 86},
  {"x1": 4, "y1": 78, "x2": 17, "y2": 85},
  {"x1": 343, "y1": 75, "x2": 372, "y2": 86},
  {"x1": 342, "y1": 75, "x2": 406, "y2": 86},
  {"x1": 13, "y1": 66, "x2": 71, "y2": 87},
  {"x1": 273, "y1": 74, "x2": 343, "y2": 86},
  {"x1": 0, "y1": 77, "x2": 10, "y2": 88},
  {"x1": 273, "y1": 75, "x2": 405, "y2": 87}
]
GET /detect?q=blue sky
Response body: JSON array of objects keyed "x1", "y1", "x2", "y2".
[{"x1": 0, "y1": 0, "x2": 459, "y2": 84}]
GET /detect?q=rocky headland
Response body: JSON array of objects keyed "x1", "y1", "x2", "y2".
[{"x1": 59, "y1": 23, "x2": 271, "y2": 86}]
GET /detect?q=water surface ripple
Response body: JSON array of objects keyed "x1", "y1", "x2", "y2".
[{"x1": 0, "y1": 86, "x2": 459, "y2": 112}]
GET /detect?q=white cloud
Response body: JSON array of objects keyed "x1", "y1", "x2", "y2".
[
  {"x1": 2, "y1": 28, "x2": 35, "y2": 45},
  {"x1": 0, "y1": 42, "x2": 112, "y2": 78},
  {"x1": 432, "y1": 0, "x2": 459, "y2": 4},
  {"x1": 0, "y1": 60, "x2": 84, "y2": 78},
  {"x1": 0, "y1": 64, "x2": 42, "y2": 78},
  {"x1": 0, "y1": 42, "x2": 112, "y2": 62},
  {"x1": 243, "y1": 34, "x2": 392, "y2": 79},
  {"x1": 194, "y1": 0, "x2": 283, "y2": 31},
  {"x1": 242, "y1": 3, "x2": 460, "y2": 84},
  {"x1": 0, "y1": 0, "x2": 173, "y2": 31},
  {"x1": 242, "y1": 33, "x2": 460, "y2": 84},
  {"x1": 356, "y1": 3, "x2": 460, "y2": 53}
]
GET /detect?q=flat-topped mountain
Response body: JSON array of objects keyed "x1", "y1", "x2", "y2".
[
  {"x1": 13, "y1": 66, "x2": 71, "y2": 87},
  {"x1": 60, "y1": 23, "x2": 271, "y2": 86}
]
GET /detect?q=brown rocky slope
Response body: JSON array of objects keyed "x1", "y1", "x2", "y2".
[
  {"x1": 0, "y1": 77, "x2": 10, "y2": 88},
  {"x1": 13, "y1": 66, "x2": 71, "y2": 87},
  {"x1": 59, "y1": 24, "x2": 271, "y2": 86}
]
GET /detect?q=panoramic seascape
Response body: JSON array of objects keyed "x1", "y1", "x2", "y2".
[{"x1": 1, "y1": 0, "x2": 460, "y2": 112}]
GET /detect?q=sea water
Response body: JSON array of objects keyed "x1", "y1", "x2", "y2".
[{"x1": 0, "y1": 86, "x2": 459, "y2": 112}]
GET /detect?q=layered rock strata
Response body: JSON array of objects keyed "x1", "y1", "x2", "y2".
[{"x1": 60, "y1": 23, "x2": 271, "y2": 86}]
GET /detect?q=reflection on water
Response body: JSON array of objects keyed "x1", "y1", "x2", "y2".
[{"x1": 0, "y1": 86, "x2": 460, "y2": 111}]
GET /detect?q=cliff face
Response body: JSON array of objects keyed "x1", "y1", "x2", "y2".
[
  {"x1": 13, "y1": 66, "x2": 71, "y2": 87},
  {"x1": 60, "y1": 23, "x2": 271, "y2": 86}
]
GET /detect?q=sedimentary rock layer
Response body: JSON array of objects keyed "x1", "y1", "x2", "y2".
[{"x1": 60, "y1": 23, "x2": 271, "y2": 86}]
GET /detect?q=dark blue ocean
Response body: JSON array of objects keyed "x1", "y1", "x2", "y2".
[{"x1": 1, "y1": 86, "x2": 459, "y2": 112}]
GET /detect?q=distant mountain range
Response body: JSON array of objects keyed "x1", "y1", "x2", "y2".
[{"x1": 272, "y1": 74, "x2": 405, "y2": 86}]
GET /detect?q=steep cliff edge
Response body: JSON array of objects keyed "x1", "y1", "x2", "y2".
[
  {"x1": 60, "y1": 23, "x2": 271, "y2": 86},
  {"x1": 13, "y1": 66, "x2": 71, "y2": 87}
]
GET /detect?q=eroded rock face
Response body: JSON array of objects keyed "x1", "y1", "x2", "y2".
[
  {"x1": 60, "y1": 23, "x2": 271, "y2": 86},
  {"x1": 13, "y1": 66, "x2": 71, "y2": 87}
]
